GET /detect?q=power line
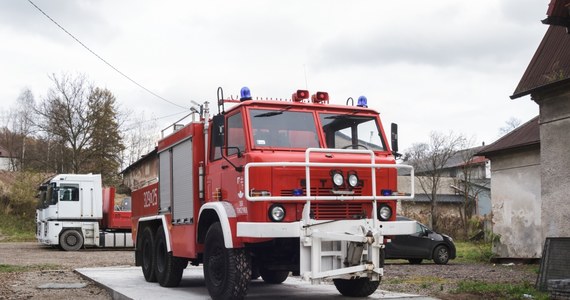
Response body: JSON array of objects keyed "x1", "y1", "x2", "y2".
[
  {"x1": 122, "y1": 109, "x2": 194, "y2": 132},
  {"x1": 27, "y1": 0, "x2": 189, "y2": 110}
]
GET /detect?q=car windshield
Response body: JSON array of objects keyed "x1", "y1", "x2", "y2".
[
  {"x1": 319, "y1": 113, "x2": 386, "y2": 151},
  {"x1": 249, "y1": 109, "x2": 320, "y2": 148}
]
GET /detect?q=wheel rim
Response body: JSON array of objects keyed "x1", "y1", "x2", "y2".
[
  {"x1": 66, "y1": 234, "x2": 78, "y2": 246},
  {"x1": 438, "y1": 248, "x2": 449, "y2": 261}
]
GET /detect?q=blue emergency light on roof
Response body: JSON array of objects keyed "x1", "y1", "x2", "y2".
[
  {"x1": 357, "y1": 96, "x2": 368, "y2": 108},
  {"x1": 240, "y1": 87, "x2": 252, "y2": 101}
]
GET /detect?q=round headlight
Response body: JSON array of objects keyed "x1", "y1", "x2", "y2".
[
  {"x1": 332, "y1": 173, "x2": 344, "y2": 186},
  {"x1": 347, "y1": 174, "x2": 359, "y2": 187},
  {"x1": 378, "y1": 205, "x2": 392, "y2": 221},
  {"x1": 269, "y1": 204, "x2": 285, "y2": 222}
]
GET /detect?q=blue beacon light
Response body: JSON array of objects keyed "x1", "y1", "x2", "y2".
[
  {"x1": 240, "y1": 87, "x2": 252, "y2": 101},
  {"x1": 357, "y1": 96, "x2": 368, "y2": 107}
]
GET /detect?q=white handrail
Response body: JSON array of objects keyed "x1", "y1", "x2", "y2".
[{"x1": 244, "y1": 148, "x2": 414, "y2": 202}]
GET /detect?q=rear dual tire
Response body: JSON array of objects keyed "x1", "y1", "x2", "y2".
[
  {"x1": 140, "y1": 227, "x2": 157, "y2": 282},
  {"x1": 154, "y1": 226, "x2": 186, "y2": 287}
]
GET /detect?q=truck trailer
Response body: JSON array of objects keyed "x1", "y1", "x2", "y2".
[
  {"x1": 131, "y1": 87, "x2": 416, "y2": 299},
  {"x1": 36, "y1": 174, "x2": 133, "y2": 251}
]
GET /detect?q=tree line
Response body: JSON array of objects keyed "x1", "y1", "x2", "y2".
[{"x1": 0, "y1": 73, "x2": 158, "y2": 187}]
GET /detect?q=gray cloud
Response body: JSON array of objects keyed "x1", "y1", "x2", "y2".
[
  {"x1": 314, "y1": 26, "x2": 543, "y2": 71},
  {"x1": 0, "y1": 0, "x2": 114, "y2": 44},
  {"x1": 312, "y1": 1, "x2": 546, "y2": 72}
]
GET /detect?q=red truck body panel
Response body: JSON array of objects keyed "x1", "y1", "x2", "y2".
[{"x1": 101, "y1": 187, "x2": 131, "y2": 230}]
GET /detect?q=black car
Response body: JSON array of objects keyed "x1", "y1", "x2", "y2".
[{"x1": 385, "y1": 216, "x2": 456, "y2": 264}]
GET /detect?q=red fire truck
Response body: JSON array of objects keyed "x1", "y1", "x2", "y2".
[{"x1": 131, "y1": 87, "x2": 415, "y2": 299}]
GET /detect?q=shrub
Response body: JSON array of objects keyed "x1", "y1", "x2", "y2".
[{"x1": 1, "y1": 172, "x2": 45, "y2": 217}]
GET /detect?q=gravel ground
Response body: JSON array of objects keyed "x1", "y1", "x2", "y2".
[
  {"x1": 0, "y1": 242, "x2": 133, "y2": 300},
  {"x1": 384, "y1": 261, "x2": 537, "y2": 299},
  {"x1": 0, "y1": 242, "x2": 537, "y2": 299}
]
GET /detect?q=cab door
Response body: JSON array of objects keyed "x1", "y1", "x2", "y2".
[{"x1": 207, "y1": 111, "x2": 247, "y2": 209}]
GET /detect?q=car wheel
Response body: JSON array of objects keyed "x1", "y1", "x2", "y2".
[
  {"x1": 408, "y1": 258, "x2": 423, "y2": 265},
  {"x1": 433, "y1": 245, "x2": 450, "y2": 265}
]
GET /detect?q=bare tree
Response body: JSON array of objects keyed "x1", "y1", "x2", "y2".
[
  {"x1": 453, "y1": 144, "x2": 490, "y2": 237},
  {"x1": 14, "y1": 88, "x2": 36, "y2": 170},
  {"x1": 498, "y1": 117, "x2": 522, "y2": 136},
  {"x1": 121, "y1": 112, "x2": 158, "y2": 170},
  {"x1": 0, "y1": 88, "x2": 36, "y2": 171},
  {"x1": 35, "y1": 74, "x2": 94, "y2": 173},
  {"x1": 405, "y1": 131, "x2": 466, "y2": 230},
  {"x1": 35, "y1": 73, "x2": 124, "y2": 180}
]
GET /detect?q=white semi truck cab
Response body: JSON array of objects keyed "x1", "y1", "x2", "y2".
[{"x1": 36, "y1": 174, "x2": 133, "y2": 251}]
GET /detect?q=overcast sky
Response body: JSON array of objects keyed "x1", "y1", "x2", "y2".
[{"x1": 0, "y1": 0, "x2": 548, "y2": 151}]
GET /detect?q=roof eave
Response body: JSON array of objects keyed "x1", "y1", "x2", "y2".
[
  {"x1": 511, "y1": 77, "x2": 570, "y2": 99},
  {"x1": 478, "y1": 142, "x2": 540, "y2": 158}
]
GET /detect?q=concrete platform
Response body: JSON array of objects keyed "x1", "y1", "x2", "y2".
[{"x1": 77, "y1": 266, "x2": 437, "y2": 300}]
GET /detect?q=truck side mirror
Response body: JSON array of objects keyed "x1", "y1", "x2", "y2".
[
  {"x1": 212, "y1": 114, "x2": 225, "y2": 147},
  {"x1": 391, "y1": 123, "x2": 400, "y2": 157}
]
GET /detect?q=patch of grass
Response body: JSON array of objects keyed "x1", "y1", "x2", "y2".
[
  {"x1": 0, "y1": 212, "x2": 36, "y2": 242},
  {"x1": 455, "y1": 241, "x2": 494, "y2": 263},
  {"x1": 454, "y1": 280, "x2": 549, "y2": 300},
  {"x1": 0, "y1": 264, "x2": 61, "y2": 273},
  {"x1": 384, "y1": 275, "x2": 448, "y2": 286}
]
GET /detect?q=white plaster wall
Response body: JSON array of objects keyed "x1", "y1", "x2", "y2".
[
  {"x1": 535, "y1": 87, "x2": 570, "y2": 239},
  {"x1": 0, "y1": 157, "x2": 11, "y2": 171},
  {"x1": 489, "y1": 148, "x2": 541, "y2": 258}
]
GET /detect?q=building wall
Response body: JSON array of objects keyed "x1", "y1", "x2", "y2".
[
  {"x1": 397, "y1": 176, "x2": 462, "y2": 218},
  {"x1": 489, "y1": 147, "x2": 541, "y2": 258},
  {"x1": 534, "y1": 86, "x2": 570, "y2": 239},
  {"x1": 122, "y1": 156, "x2": 158, "y2": 190},
  {"x1": 477, "y1": 189, "x2": 491, "y2": 216},
  {"x1": 0, "y1": 157, "x2": 11, "y2": 171}
]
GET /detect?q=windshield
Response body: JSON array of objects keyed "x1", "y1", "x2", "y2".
[
  {"x1": 319, "y1": 113, "x2": 386, "y2": 151},
  {"x1": 249, "y1": 109, "x2": 319, "y2": 148}
]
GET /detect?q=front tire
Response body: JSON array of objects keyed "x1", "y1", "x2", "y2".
[
  {"x1": 333, "y1": 278, "x2": 380, "y2": 297},
  {"x1": 154, "y1": 226, "x2": 185, "y2": 287},
  {"x1": 204, "y1": 222, "x2": 251, "y2": 300},
  {"x1": 140, "y1": 226, "x2": 157, "y2": 282},
  {"x1": 433, "y1": 245, "x2": 450, "y2": 265},
  {"x1": 59, "y1": 229, "x2": 83, "y2": 251}
]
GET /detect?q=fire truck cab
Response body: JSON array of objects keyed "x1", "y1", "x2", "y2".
[{"x1": 131, "y1": 87, "x2": 415, "y2": 300}]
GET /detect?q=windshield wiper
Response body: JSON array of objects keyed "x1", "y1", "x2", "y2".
[
  {"x1": 253, "y1": 106, "x2": 292, "y2": 118},
  {"x1": 254, "y1": 111, "x2": 283, "y2": 118}
]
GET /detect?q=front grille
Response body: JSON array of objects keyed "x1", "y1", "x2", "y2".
[
  {"x1": 280, "y1": 187, "x2": 363, "y2": 197},
  {"x1": 279, "y1": 187, "x2": 367, "y2": 220},
  {"x1": 312, "y1": 203, "x2": 367, "y2": 220}
]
